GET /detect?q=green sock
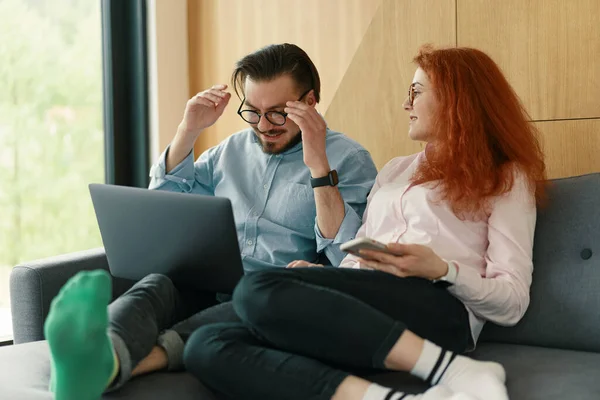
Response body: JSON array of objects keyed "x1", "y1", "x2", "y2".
[{"x1": 44, "y1": 269, "x2": 117, "y2": 400}]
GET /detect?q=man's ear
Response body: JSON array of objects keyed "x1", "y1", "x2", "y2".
[{"x1": 307, "y1": 91, "x2": 317, "y2": 107}]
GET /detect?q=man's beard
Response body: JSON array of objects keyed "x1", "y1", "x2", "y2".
[{"x1": 255, "y1": 129, "x2": 303, "y2": 155}]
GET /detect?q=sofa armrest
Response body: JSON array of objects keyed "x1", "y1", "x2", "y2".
[{"x1": 9, "y1": 248, "x2": 134, "y2": 344}]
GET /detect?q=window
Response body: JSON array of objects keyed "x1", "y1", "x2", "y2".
[{"x1": 0, "y1": 0, "x2": 104, "y2": 341}]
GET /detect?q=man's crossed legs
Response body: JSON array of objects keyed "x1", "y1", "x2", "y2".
[{"x1": 44, "y1": 269, "x2": 238, "y2": 400}]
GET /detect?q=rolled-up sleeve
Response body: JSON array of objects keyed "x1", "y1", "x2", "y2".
[
  {"x1": 316, "y1": 149, "x2": 377, "y2": 266},
  {"x1": 149, "y1": 145, "x2": 214, "y2": 196},
  {"x1": 449, "y1": 172, "x2": 536, "y2": 326}
]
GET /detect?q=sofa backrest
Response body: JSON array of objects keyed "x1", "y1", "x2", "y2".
[
  {"x1": 10, "y1": 248, "x2": 133, "y2": 344},
  {"x1": 480, "y1": 173, "x2": 600, "y2": 352}
]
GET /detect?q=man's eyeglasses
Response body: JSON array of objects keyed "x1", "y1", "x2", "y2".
[{"x1": 237, "y1": 89, "x2": 312, "y2": 126}]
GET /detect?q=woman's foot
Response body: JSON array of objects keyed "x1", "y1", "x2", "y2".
[
  {"x1": 363, "y1": 383, "x2": 479, "y2": 400},
  {"x1": 411, "y1": 340, "x2": 507, "y2": 400}
]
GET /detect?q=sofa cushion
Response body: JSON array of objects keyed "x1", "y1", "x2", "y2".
[
  {"x1": 3, "y1": 340, "x2": 600, "y2": 399},
  {"x1": 480, "y1": 173, "x2": 600, "y2": 352},
  {"x1": 0, "y1": 341, "x2": 218, "y2": 400},
  {"x1": 471, "y1": 343, "x2": 600, "y2": 400}
]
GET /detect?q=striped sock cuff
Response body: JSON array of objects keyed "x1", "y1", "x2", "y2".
[
  {"x1": 426, "y1": 349, "x2": 447, "y2": 385},
  {"x1": 427, "y1": 350, "x2": 458, "y2": 385},
  {"x1": 435, "y1": 352, "x2": 458, "y2": 384},
  {"x1": 386, "y1": 390, "x2": 410, "y2": 400},
  {"x1": 363, "y1": 383, "x2": 411, "y2": 400}
]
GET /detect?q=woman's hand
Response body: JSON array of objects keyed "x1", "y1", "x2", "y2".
[
  {"x1": 358, "y1": 243, "x2": 448, "y2": 280},
  {"x1": 287, "y1": 260, "x2": 324, "y2": 268}
]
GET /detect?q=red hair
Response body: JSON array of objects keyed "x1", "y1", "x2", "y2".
[{"x1": 411, "y1": 46, "x2": 546, "y2": 218}]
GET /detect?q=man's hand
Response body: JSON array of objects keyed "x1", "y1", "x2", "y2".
[
  {"x1": 166, "y1": 84, "x2": 230, "y2": 172},
  {"x1": 284, "y1": 99, "x2": 329, "y2": 177},
  {"x1": 358, "y1": 243, "x2": 449, "y2": 280},
  {"x1": 287, "y1": 260, "x2": 324, "y2": 268},
  {"x1": 180, "y1": 84, "x2": 231, "y2": 139}
]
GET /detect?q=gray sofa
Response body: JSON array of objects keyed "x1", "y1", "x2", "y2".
[{"x1": 1, "y1": 173, "x2": 599, "y2": 399}]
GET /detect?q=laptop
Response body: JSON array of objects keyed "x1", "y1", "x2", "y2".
[{"x1": 89, "y1": 184, "x2": 244, "y2": 294}]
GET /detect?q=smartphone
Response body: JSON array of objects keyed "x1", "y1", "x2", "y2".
[{"x1": 340, "y1": 237, "x2": 399, "y2": 260}]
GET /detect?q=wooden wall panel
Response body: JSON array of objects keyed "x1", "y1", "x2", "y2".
[
  {"x1": 458, "y1": 0, "x2": 600, "y2": 121},
  {"x1": 324, "y1": 0, "x2": 456, "y2": 169},
  {"x1": 187, "y1": 0, "x2": 382, "y2": 155},
  {"x1": 536, "y1": 119, "x2": 600, "y2": 179},
  {"x1": 185, "y1": 0, "x2": 599, "y2": 179}
]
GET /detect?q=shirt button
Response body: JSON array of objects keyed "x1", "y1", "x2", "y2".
[
  {"x1": 263, "y1": 184, "x2": 268, "y2": 190},
  {"x1": 246, "y1": 239, "x2": 253, "y2": 246},
  {"x1": 182, "y1": 178, "x2": 187, "y2": 183},
  {"x1": 253, "y1": 212, "x2": 259, "y2": 217}
]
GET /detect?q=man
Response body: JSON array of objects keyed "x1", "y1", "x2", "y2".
[{"x1": 43, "y1": 43, "x2": 377, "y2": 400}]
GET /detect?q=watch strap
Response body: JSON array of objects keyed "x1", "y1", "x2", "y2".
[
  {"x1": 310, "y1": 170, "x2": 339, "y2": 188},
  {"x1": 433, "y1": 261, "x2": 458, "y2": 287}
]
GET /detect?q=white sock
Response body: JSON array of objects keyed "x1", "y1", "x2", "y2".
[
  {"x1": 362, "y1": 384, "x2": 481, "y2": 400},
  {"x1": 362, "y1": 383, "x2": 419, "y2": 400},
  {"x1": 421, "y1": 386, "x2": 478, "y2": 400},
  {"x1": 410, "y1": 340, "x2": 508, "y2": 400}
]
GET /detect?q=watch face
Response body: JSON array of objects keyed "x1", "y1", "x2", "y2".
[{"x1": 330, "y1": 170, "x2": 339, "y2": 185}]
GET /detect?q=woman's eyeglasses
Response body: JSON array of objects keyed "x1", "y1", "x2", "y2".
[{"x1": 407, "y1": 84, "x2": 417, "y2": 106}]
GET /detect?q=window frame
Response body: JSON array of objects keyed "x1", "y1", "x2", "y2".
[{"x1": 101, "y1": 0, "x2": 150, "y2": 187}]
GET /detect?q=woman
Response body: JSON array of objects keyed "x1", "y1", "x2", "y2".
[{"x1": 183, "y1": 46, "x2": 546, "y2": 400}]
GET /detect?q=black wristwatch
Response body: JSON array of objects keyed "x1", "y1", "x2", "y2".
[{"x1": 310, "y1": 170, "x2": 339, "y2": 188}]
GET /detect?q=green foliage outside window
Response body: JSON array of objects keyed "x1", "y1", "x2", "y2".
[{"x1": 0, "y1": 0, "x2": 104, "y2": 312}]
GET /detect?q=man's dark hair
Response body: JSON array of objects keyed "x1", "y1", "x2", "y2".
[{"x1": 232, "y1": 43, "x2": 321, "y2": 102}]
